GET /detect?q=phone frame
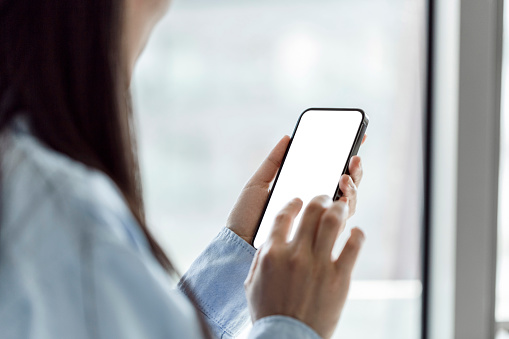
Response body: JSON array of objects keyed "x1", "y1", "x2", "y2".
[{"x1": 251, "y1": 107, "x2": 369, "y2": 247}]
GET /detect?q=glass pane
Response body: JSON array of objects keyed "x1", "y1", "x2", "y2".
[{"x1": 132, "y1": 0, "x2": 426, "y2": 338}]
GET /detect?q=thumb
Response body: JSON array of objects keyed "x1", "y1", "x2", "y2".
[
  {"x1": 227, "y1": 135, "x2": 291, "y2": 243},
  {"x1": 245, "y1": 135, "x2": 290, "y2": 190}
]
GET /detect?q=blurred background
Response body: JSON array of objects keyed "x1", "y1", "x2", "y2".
[{"x1": 132, "y1": 0, "x2": 425, "y2": 338}]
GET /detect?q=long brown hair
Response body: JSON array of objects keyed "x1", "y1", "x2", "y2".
[
  {"x1": 0, "y1": 0, "x2": 174, "y2": 268},
  {"x1": 0, "y1": 0, "x2": 211, "y2": 336}
]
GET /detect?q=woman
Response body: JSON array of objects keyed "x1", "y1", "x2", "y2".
[{"x1": 0, "y1": 0, "x2": 366, "y2": 338}]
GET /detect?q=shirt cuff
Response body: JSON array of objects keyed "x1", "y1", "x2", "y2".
[
  {"x1": 178, "y1": 227, "x2": 256, "y2": 338},
  {"x1": 249, "y1": 315, "x2": 323, "y2": 339}
]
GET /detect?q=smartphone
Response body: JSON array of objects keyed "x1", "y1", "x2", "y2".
[{"x1": 252, "y1": 108, "x2": 369, "y2": 249}]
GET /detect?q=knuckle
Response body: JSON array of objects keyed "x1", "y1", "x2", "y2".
[
  {"x1": 357, "y1": 167, "x2": 363, "y2": 178},
  {"x1": 349, "y1": 183, "x2": 358, "y2": 194},
  {"x1": 343, "y1": 179, "x2": 357, "y2": 194},
  {"x1": 341, "y1": 175, "x2": 350, "y2": 186},
  {"x1": 260, "y1": 246, "x2": 282, "y2": 270},
  {"x1": 348, "y1": 238, "x2": 363, "y2": 252},
  {"x1": 288, "y1": 250, "x2": 311, "y2": 271},
  {"x1": 334, "y1": 200, "x2": 348, "y2": 214},
  {"x1": 263, "y1": 247, "x2": 278, "y2": 261},
  {"x1": 306, "y1": 200, "x2": 326, "y2": 214},
  {"x1": 322, "y1": 211, "x2": 341, "y2": 226},
  {"x1": 356, "y1": 161, "x2": 363, "y2": 175},
  {"x1": 351, "y1": 170, "x2": 363, "y2": 185},
  {"x1": 274, "y1": 212, "x2": 291, "y2": 225}
]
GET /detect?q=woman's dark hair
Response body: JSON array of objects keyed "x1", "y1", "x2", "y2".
[
  {"x1": 0, "y1": 0, "x2": 175, "y2": 273},
  {"x1": 0, "y1": 1, "x2": 211, "y2": 336}
]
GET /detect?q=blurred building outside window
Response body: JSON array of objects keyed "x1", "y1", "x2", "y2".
[{"x1": 132, "y1": 1, "x2": 425, "y2": 338}]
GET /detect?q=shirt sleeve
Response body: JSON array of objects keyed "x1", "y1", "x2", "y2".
[
  {"x1": 249, "y1": 316, "x2": 323, "y2": 339},
  {"x1": 178, "y1": 228, "x2": 256, "y2": 339}
]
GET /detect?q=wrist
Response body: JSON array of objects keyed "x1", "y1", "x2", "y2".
[{"x1": 226, "y1": 226, "x2": 255, "y2": 246}]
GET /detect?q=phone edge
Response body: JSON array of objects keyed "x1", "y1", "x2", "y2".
[{"x1": 251, "y1": 107, "x2": 369, "y2": 248}]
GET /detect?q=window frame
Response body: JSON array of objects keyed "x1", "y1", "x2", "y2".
[{"x1": 426, "y1": 0, "x2": 503, "y2": 338}]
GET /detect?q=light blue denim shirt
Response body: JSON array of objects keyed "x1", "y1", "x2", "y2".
[{"x1": 0, "y1": 117, "x2": 322, "y2": 339}]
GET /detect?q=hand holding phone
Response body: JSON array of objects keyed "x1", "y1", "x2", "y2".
[{"x1": 253, "y1": 108, "x2": 369, "y2": 248}]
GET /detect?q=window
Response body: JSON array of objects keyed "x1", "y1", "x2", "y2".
[
  {"x1": 497, "y1": 0, "x2": 509, "y2": 337},
  {"x1": 132, "y1": 1, "x2": 427, "y2": 338}
]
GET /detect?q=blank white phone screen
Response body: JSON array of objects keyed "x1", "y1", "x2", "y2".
[{"x1": 254, "y1": 109, "x2": 363, "y2": 249}]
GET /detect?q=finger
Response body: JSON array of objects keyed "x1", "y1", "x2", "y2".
[
  {"x1": 269, "y1": 198, "x2": 303, "y2": 243},
  {"x1": 348, "y1": 156, "x2": 363, "y2": 188},
  {"x1": 339, "y1": 174, "x2": 356, "y2": 199},
  {"x1": 314, "y1": 197, "x2": 349, "y2": 259},
  {"x1": 339, "y1": 175, "x2": 357, "y2": 217},
  {"x1": 335, "y1": 227, "x2": 365, "y2": 276},
  {"x1": 293, "y1": 195, "x2": 331, "y2": 248},
  {"x1": 361, "y1": 134, "x2": 368, "y2": 145},
  {"x1": 245, "y1": 247, "x2": 262, "y2": 285},
  {"x1": 246, "y1": 135, "x2": 290, "y2": 190},
  {"x1": 226, "y1": 135, "x2": 291, "y2": 243}
]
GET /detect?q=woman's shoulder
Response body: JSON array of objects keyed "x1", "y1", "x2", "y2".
[
  {"x1": 0, "y1": 117, "x2": 148, "y2": 252},
  {"x1": 0, "y1": 120, "x2": 199, "y2": 339}
]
